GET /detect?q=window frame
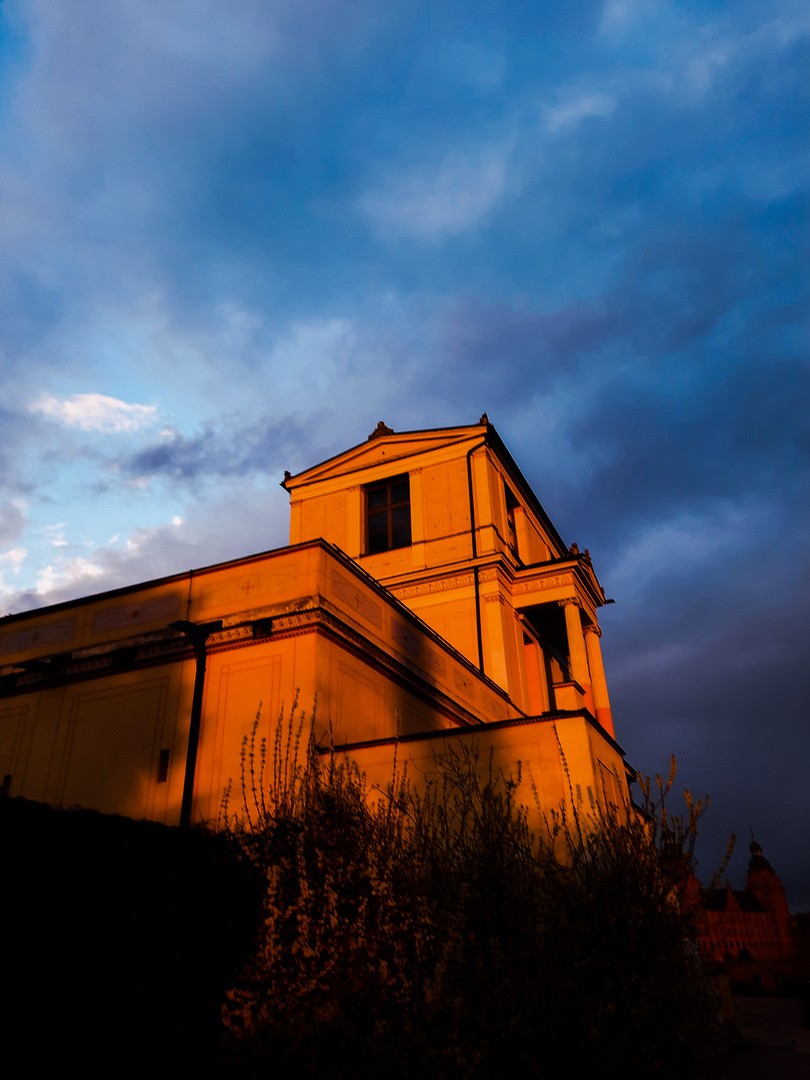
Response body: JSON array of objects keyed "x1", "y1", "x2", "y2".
[{"x1": 365, "y1": 474, "x2": 411, "y2": 554}]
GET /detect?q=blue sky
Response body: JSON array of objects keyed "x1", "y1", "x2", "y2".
[{"x1": 1, "y1": 0, "x2": 808, "y2": 906}]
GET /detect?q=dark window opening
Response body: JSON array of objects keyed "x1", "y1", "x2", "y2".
[
  {"x1": 366, "y1": 475, "x2": 411, "y2": 554},
  {"x1": 505, "y1": 486, "x2": 519, "y2": 555},
  {"x1": 157, "y1": 749, "x2": 170, "y2": 783}
]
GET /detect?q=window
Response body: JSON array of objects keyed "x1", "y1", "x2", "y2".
[
  {"x1": 366, "y1": 475, "x2": 411, "y2": 553},
  {"x1": 504, "y1": 485, "x2": 519, "y2": 555}
]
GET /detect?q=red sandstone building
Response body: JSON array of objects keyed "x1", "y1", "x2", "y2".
[{"x1": 687, "y1": 842, "x2": 796, "y2": 992}]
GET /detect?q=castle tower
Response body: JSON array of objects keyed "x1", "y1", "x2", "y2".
[{"x1": 746, "y1": 841, "x2": 795, "y2": 964}]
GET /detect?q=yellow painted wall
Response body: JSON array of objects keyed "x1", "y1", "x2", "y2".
[
  {"x1": 0, "y1": 664, "x2": 193, "y2": 823},
  {"x1": 0, "y1": 542, "x2": 525, "y2": 826},
  {"x1": 339, "y1": 713, "x2": 628, "y2": 845}
]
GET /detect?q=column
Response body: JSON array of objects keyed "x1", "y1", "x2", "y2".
[
  {"x1": 559, "y1": 598, "x2": 593, "y2": 713},
  {"x1": 584, "y1": 624, "x2": 614, "y2": 738}
]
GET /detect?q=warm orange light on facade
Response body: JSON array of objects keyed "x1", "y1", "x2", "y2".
[{"x1": 0, "y1": 419, "x2": 629, "y2": 832}]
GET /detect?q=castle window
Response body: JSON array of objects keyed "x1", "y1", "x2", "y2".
[{"x1": 366, "y1": 475, "x2": 411, "y2": 553}]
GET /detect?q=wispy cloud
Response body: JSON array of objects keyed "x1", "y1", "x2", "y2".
[
  {"x1": 359, "y1": 144, "x2": 512, "y2": 240},
  {"x1": 599, "y1": 0, "x2": 658, "y2": 35},
  {"x1": 675, "y1": 14, "x2": 810, "y2": 100},
  {"x1": 0, "y1": 546, "x2": 28, "y2": 600},
  {"x1": 604, "y1": 500, "x2": 768, "y2": 606},
  {"x1": 30, "y1": 393, "x2": 158, "y2": 433},
  {"x1": 46, "y1": 523, "x2": 69, "y2": 548},
  {"x1": 544, "y1": 92, "x2": 616, "y2": 133},
  {"x1": 0, "y1": 547, "x2": 27, "y2": 572},
  {"x1": 35, "y1": 556, "x2": 105, "y2": 595}
]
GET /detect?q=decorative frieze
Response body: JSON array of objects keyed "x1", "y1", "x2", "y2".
[
  {"x1": 395, "y1": 573, "x2": 474, "y2": 599},
  {"x1": 208, "y1": 626, "x2": 253, "y2": 647},
  {"x1": 477, "y1": 566, "x2": 502, "y2": 583},
  {"x1": 271, "y1": 612, "x2": 320, "y2": 633},
  {"x1": 511, "y1": 573, "x2": 573, "y2": 594}
]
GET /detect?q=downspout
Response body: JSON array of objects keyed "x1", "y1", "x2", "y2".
[
  {"x1": 171, "y1": 618, "x2": 222, "y2": 828},
  {"x1": 466, "y1": 442, "x2": 485, "y2": 675}
]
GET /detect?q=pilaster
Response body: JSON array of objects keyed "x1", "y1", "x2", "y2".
[
  {"x1": 408, "y1": 468, "x2": 427, "y2": 569},
  {"x1": 345, "y1": 486, "x2": 363, "y2": 558}
]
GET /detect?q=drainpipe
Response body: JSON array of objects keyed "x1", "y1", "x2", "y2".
[
  {"x1": 466, "y1": 442, "x2": 485, "y2": 674},
  {"x1": 170, "y1": 619, "x2": 223, "y2": 828}
]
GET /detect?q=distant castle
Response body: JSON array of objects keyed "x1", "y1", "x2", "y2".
[
  {"x1": 0, "y1": 419, "x2": 628, "y2": 833},
  {"x1": 687, "y1": 842, "x2": 796, "y2": 992}
]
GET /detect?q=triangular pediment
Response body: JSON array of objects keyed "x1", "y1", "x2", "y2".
[{"x1": 284, "y1": 423, "x2": 487, "y2": 492}]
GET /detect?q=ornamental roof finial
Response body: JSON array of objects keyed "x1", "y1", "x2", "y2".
[{"x1": 368, "y1": 421, "x2": 395, "y2": 440}]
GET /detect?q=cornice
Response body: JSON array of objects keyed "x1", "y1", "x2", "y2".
[
  {"x1": 327, "y1": 706, "x2": 625, "y2": 756},
  {"x1": 0, "y1": 601, "x2": 505, "y2": 731}
]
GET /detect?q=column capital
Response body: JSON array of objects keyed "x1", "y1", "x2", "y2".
[
  {"x1": 558, "y1": 597, "x2": 581, "y2": 609},
  {"x1": 583, "y1": 623, "x2": 602, "y2": 638}
]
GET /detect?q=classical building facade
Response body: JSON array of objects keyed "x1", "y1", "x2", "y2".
[{"x1": 0, "y1": 418, "x2": 629, "y2": 831}]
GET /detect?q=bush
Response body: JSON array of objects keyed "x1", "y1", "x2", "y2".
[{"x1": 219, "y1": 706, "x2": 724, "y2": 1079}]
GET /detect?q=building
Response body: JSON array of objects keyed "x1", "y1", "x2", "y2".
[
  {"x1": 0, "y1": 418, "x2": 630, "y2": 832},
  {"x1": 687, "y1": 842, "x2": 797, "y2": 992}
]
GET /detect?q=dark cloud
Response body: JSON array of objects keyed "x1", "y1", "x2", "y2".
[
  {"x1": 432, "y1": 202, "x2": 808, "y2": 534},
  {"x1": 429, "y1": 211, "x2": 809, "y2": 909},
  {"x1": 606, "y1": 564, "x2": 810, "y2": 907},
  {"x1": 113, "y1": 411, "x2": 339, "y2": 487}
]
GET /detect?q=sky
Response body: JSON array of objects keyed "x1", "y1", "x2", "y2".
[{"x1": 0, "y1": 0, "x2": 807, "y2": 907}]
